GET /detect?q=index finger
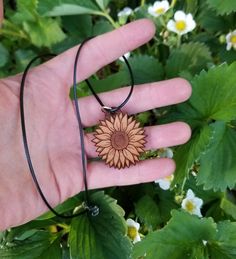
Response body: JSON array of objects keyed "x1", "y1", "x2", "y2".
[{"x1": 42, "y1": 19, "x2": 156, "y2": 87}]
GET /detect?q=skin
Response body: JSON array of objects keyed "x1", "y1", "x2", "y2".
[
  {"x1": 0, "y1": 19, "x2": 192, "y2": 231},
  {"x1": 0, "y1": 0, "x2": 3, "y2": 26}
]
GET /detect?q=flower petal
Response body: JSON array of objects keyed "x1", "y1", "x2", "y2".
[
  {"x1": 129, "y1": 141, "x2": 145, "y2": 148},
  {"x1": 186, "y1": 189, "x2": 195, "y2": 199},
  {"x1": 194, "y1": 197, "x2": 203, "y2": 207},
  {"x1": 127, "y1": 144, "x2": 140, "y2": 156},
  {"x1": 94, "y1": 133, "x2": 111, "y2": 140},
  {"x1": 128, "y1": 128, "x2": 144, "y2": 137},
  {"x1": 114, "y1": 150, "x2": 120, "y2": 167},
  {"x1": 96, "y1": 140, "x2": 111, "y2": 148},
  {"x1": 105, "y1": 120, "x2": 115, "y2": 132},
  {"x1": 106, "y1": 148, "x2": 116, "y2": 163},
  {"x1": 95, "y1": 129, "x2": 103, "y2": 134},
  {"x1": 134, "y1": 122, "x2": 140, "y2": 129},
  {"x1": 174, "y1": 10, "x2": 186, "y2": 21},
  {"x1": 133, "y1": 234, "x2": 141, "y2": 244},
  {"x1": 99, "y1": 146, "x2": 112, "y2": 156},
  {"x1": 121, "y1": 114, "x2": 128, "y2": 131},
  {"x1": 99, "y1": 125, "x2": 112, "y2": 134},
  {"x1": 167, "y1": 20, "x2": 178, "y2": 34},
  {"x1": 123, "y1": 149, "x2": 135, "y2": 163},
  {"x1": 119, "y1": 151, "x2": 126, "y2": 168},
  {"x1": 126, "y1": 120, "x2": 137, "y2": 133},
  {"x1": 130, "y1": 134, "x2": 145, "y2": 142},
  {"x1": 126, "y1": 218, "x2": 136, "y2": 227},
  {"x1": 114, "y1": 115, "x2": 121, "y2": 131}
]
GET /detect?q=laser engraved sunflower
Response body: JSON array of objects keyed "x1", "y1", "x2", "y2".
[{"x1": 92, "y1": 112, "x2": 146, "y2": 169}]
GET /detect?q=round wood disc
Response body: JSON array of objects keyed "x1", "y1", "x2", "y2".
[{"x1": 92, "y1": 112, "x2": 146, "y2": 169}]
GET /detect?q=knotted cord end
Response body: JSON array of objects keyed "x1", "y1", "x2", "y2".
[{"x1": 83, "y1": 202, "x2": 99, "y2": 216}]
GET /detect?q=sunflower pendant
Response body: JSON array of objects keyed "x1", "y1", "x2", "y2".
[{"x1": 92, "y1": 112, "x2": 146, "y2": 169}]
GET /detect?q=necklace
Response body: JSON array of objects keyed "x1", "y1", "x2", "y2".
[
  {"x1": 20, "y1": 37, "x2": 146, "y2": 219},
  {"x1": 74, "y1": 38, "x2": 146, "y2": 169}
]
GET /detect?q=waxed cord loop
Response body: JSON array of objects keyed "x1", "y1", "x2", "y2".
[{"x1": 20, "y1": 37, "x2": 134, "y2": 219}]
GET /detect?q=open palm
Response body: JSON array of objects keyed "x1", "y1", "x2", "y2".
[{"x1": 0, "y1": 19, "x2": 191, "y2": 230}]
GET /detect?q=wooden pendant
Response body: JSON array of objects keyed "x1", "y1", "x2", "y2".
[{"x1": 92, "y1": 112, "x2": 146, "y2": 169}]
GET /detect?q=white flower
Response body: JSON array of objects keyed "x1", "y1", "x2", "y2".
[
  {"x1": 148, "y1": 1, "x2": 170, "y2": 17},
  {"x1": 167, "y1": 10, "x2": 196, "y2": 35},
  {"x1": 117, "y1": 7, "x2": 133, "y2": 25},
  {"x1": 226, "y1": 30, "x2": 236, "y2": 51},
  {"x1": 126, "y1": 218, "x2": 141, "y2": 243},
  {"x1": 181, "y1": 189, "x2": 203, "y2": 217},
  {"x1": 155, "y1": 174, "x2": 174, "y2": 190},
  {"x1": 118, "y1": 7, "x2": 133, "y2": 17},
  {"x1": 119, "y1": 52, "x2": 130, "y2": 62},
  {"x1": 159, "y1": 147, "x2": 173, "y2": 158}
]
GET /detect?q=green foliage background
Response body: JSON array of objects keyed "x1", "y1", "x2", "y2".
[{"x1": 1, "y1": 0, "x2": 236, "y2": 258}]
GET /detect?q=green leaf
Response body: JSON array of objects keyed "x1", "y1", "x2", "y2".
[
  {"x1": 135, "y1": 195, "x2": 161, "y2": 230},
  {"x1": 197, "y1": 7, "x2": 230, "y2": 33},
  {"x1": 197, "y1": 122, "x2": 236, "y2": 191},
  {"x1": 68, "y1": 191, "x2": 131, "y2": 259},
  {"x1": 37, "y1": 0, "x2": 100, "y2": 16},
  {"x1": 173, "y1": 125, "x2": 213, "y2": 189},
  {"x1": 133, "y1": 210, "x2": 217, "y2": 259},
  {"x1": 37, "y1": 237, "x2": 62, "y2": 259},
  {"x1": 22, "y1": 18, "x2": 66, "y2": 47},
  {"x1": 62, "y1": 15, "x2": 93, "y2": 39},
  {"x1": 94, "y1": 0, "x2": 110, "y2": 10},
  {"x1": 14, "y1": 49, "x2": 36, "y2": 72},
  {"x1": 206, "y1": 0, "x2": 236, "y2": 15},
  {"x1": 93, "y1": 20, "x2": 113, "y2": 35},
  {"x1": 189, "y1": 62, "x2": 236, "y2": 122},
  {"x1": 36, "y1": 196, "x2": 81, "y2": 220},
  {"x1": 122, "y1": 55, "x2": 164, "y2": 84},
  {"x1": 0, "y1": 231, "x2": 61, "y2": 259},
  {"x1": 209, "y1": 221, "x2": 236, "y2": 258},
  {"x1": 88, "y1": 71, "x2": 130, "y2": 93},
  {"x1": 13, "y1": 0, "x2": 38, "y2": 22},
  {"x1": 166, "y1": 42, "x2": 212, "y2": 78},
  {"x1": 220, "y1": 191, "x2": 236, "y2": 220},
  {"x1": 70, "y1": 71, "x2": 130, "y2": 99},
  {"x1": 0, "y1": 43, "x2": 9, "y2": 67}
]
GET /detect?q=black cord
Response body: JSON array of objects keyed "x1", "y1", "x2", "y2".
[
  {"x1": 20, "y1": 37, "x2": 134, "y2": 219},
  {"x1": 82, "y1": 39, "x2": 134, "y2": 113}
]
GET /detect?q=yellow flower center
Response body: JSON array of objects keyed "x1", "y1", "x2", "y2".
[
  {"x1": 185, "y1": 200, "x2": 196, "y2": 213},
  {"x1": 175, "y1": 20, "x2": 186, "y2": 31},
  {"x1": 165, "y1": 175, "x2": 173, "y2": 181},
  {"x1": 128, "y1": 226, "x2": 138, "y2": 240},
  {"x1": 155, "y1": 7, "x2": 165, "y2": 14},
  {"x1": 230, "y1": 35, "x2": 236, "y2": 44}
]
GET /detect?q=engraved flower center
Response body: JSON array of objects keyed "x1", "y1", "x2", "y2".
[{"x1": 111, "y1": 131, "x2": 129, "y2": 150}]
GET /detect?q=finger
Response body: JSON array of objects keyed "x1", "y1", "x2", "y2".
[
  {"x1": 85, "y1": 122, "x2": 191, "y2": 158},
  {"x1": 79, "y1": 78, "x2": 192, "y2": 127},
  {"x1": 87, "y1": 158, "x2": 175, "y2": 189},
  {"x1": 0, "y1": 0, "x2": 3, "y2": 26},
  {"x1": 40, "y1": 19, "x2": 156, "y2": 86}
]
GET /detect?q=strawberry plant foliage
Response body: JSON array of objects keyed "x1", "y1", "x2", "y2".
[
  {"x1": 197, "y1": 122, "x2": 236, "y2": 191},
  {"x1": 1, "y1": 0, "x2": 236, "y2": 258},
  {"x1": 206, "y1": 0, "x2": 236, "y2": 15},
  {"x1": 133, "y1": 210, "x2": 236, "y2": 259},
  {"x1": 68, "y1": 192, "x2": 132, "y2": 259},
  {"x1": 188, "y1": 62, "x2": 236, "y2": 122}
]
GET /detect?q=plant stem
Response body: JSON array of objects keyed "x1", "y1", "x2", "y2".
[
  {"x1": 101, "y1": 12, "x2": 118, "y2": 28},
  {"x1": 177, "y1": 34, "x2": 182, "y2": 48},
  {"x1": 170, "y1": 0, "x2": 177, "y2": 8},
  {"x1": 140, "y1": 0, "x2": 146, "y2": 7}
]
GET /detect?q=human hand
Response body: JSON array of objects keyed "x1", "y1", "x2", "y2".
[{"x1": 0, "y1": 19, "x2": 191, "y2": 230}]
